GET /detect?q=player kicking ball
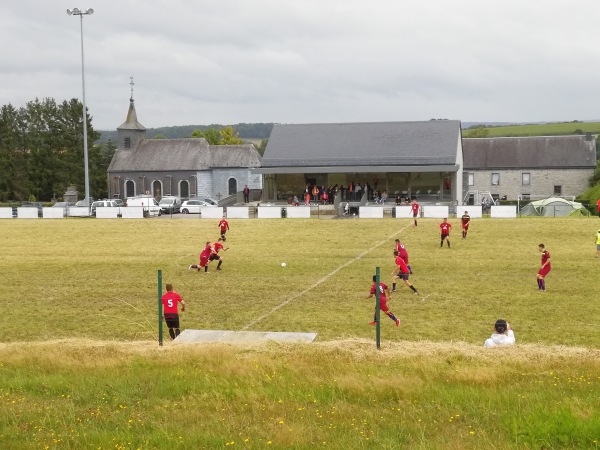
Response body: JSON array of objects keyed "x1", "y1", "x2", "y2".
[{"x1": 189, "y1": 241, "x2": 213, "y2": 273}]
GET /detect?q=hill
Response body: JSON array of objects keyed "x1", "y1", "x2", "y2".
[
  {"x1": 96, "y1": 122, "x2": 274, "y2": 144},
  {"x1": 462, "y1": 120, "x2": 600, "y2": 138}
]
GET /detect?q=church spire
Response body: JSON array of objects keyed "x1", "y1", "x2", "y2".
[{"x1": 117, "y1": 76, "x2": 146, "y2": 131}]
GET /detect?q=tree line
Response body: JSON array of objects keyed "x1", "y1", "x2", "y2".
[{"x1": 0, "y1": 98, "x2": 115, "y2": 202}]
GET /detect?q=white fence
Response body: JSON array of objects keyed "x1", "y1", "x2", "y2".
[
  {"x1": 42, "y1": 207, "x2": 65, "y2": 219},
  {"x1": 286, "y1": 207, "x2": 311, "y2": 218},
  {"x1": 258, "y1": 207, "x2": 282, "y2": 218},
  {"x1": 0, "y1": 207, "x2": 14, "y2": 218},
  {"x1": 200, "y1": 207, "x2": 224, "y2": 219},
  {"x1": 359, "y1": 207, "x2": 384, "y2": 218},
  {"x1": 491, "y1": 205, "x2": 517, "y2": 218},
  {"x1": 459, "y1": 206, "x2": 483, "y2": 219},
  {"x1": 226, "y1": 207, "x2": 250, "y2": 219},
  {"x1": 422, "y1": 205, "x2": 449, "y2": 218},
  {"x1": 95, "y1": 207, "x2": 120, "y2": 219}
]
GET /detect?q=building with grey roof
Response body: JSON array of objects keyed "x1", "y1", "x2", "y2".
[
  {"x1": 107, "y1": 98, "x2": 262, "y2": 202},
  {"x1": 256, "y1": 120, "x2": 464, "y2": 203},
  {"x1": 463, "y1": 135, "x2": 596, "y2": 201}
]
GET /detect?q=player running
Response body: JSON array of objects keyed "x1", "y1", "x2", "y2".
[
  {"x1": 394, "y1": 238, "x2": 412, "y2": 274},
  {"x1": 189, "y1": 242, "x2": 213, "y2": 273},
  {"x1": 461, "y1": 211, "x2": 471, "y2": 239},
  {"x1": 537, "y1": 243, "x2": 551, "y2": 292},
  {"x1": 365, "y1": 275, "x2": 400, "y2": 327},
  {"x1": 161, "y1": 283, "x2": 186, "y2": 340},
  {"x1": 392, "y1": 250, "x2": 419, "y2": 295},
  {"x1": 440, "y1": 218, "x2": 452, "y2": 248},
  {"x1": 209, "y1": 237, "x2": 229, "y2": 270},
  {"x1": 411, "y1": 199, "x2": 420, "y2": 226},
  {"x1": 218, "y1": 216, "x2": 230, "y2": 240}
]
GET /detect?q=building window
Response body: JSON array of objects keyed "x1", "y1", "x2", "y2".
[
  {"x1": 491, "y1": 173, "x2": 500, "y2": 186},
  {"x1": 522, "y1": 194, "x2": 530, "y2": 200},
  {"x1": 468, "y1": 173, "x2": 474, "y2": 186},
  {"x1": 522, "y1": 173, "x2": 530, "y2": 186},
  {"x1": 554, "y1": 185, "x2": 562, "y2": 196},
  {"x1": 124, "y1": 137, "x2": 131, "y2": 149}
]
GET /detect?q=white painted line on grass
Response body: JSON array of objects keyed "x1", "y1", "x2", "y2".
[{"x1": 242, "y1": 222, "x2": 414, "y2": 330}]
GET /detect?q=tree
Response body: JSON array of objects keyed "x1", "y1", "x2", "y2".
[
  {"x1": 219, "y1": 126, "x2": 243, "y2": 145},
  {"x1": 192, "y1": 128, "x2": 221, "y2": 145},
  {"x1": 256, "y1": 139, "x2": 268, "y2": 156}
]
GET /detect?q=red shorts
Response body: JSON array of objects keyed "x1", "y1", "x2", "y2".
[
  {"x1": 200, "y1": 255, "x2": 209, "y2": 267},
  {"x1": 538, "y1": 266, "x2": 551, "y2": 277},
  {"x1": 462, "y1": 223, "x2": 469, "y2": 230},
  {"x1": 375, "y1": 299, "x2": 390, "y2": 313}
]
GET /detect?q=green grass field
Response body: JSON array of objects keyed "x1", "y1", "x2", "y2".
[
  {"x1": 462, "y1": 121, "x2": 600, "y2": 138},
  {"x1": 1, "y1": 217, "x2": 599, "y2": 449}
]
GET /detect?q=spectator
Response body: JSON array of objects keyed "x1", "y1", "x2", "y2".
[{"x1": 484, "y1": 320, "x2": 515, "y2": 348}]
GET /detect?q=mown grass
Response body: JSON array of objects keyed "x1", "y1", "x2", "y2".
[
  {"x1": 462, "y1": 121, "x2": 600, "y2": 138},
  {"x1": 1, "y1": 217, "x2": 599, "y2": 449}
]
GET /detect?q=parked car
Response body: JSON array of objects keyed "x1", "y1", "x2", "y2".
[
  {"x1": 126, "y1": 196, "x2": 162, "y2": 217},
  {"x1": 91, "y1": 200, "x2": 120, "y2": 216},
  {"x1": 202, "y1": 197, "x2": 219, "y2": 206},
  {"x1": 74, "y1": 198, "x2": 95, "y2": 207},
  {"x1": 112, "y1": 199, "x2": 124, "y2": 207},
  {"x1": 181, "y1": 199, "x2": 213, "y2": 214},
  {"x1": 52, "y1": 202, "x2": 73, "y2": 210},
  {"x1": 158, "y1": 196, "x2": 182, "y2": 214}
]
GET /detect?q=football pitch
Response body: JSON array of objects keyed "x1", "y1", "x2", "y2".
[{"x1": 1, "y1": 217, "x2": 599, "y2": 449}]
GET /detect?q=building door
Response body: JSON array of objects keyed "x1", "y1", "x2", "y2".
[{"x1": 228, "y1": 178, "x2": 237, "y2": 196}]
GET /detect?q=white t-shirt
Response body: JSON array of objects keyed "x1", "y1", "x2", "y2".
[{"x1": 484, "y1": 330, "x2": 515, "y2": 348}]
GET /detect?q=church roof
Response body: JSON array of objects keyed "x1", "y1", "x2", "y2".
[
  {"x1": 463, "y1": 135, "x2": 596, "y2": 169},
  {"x1": 108, "y1": 139, "x2": 262, "y2": 172},
  {"x1": 260, "y1": 120, "x2": 462, "y2": 168},
  {"x1": 117, "y1": 99, "x2": 146, "y2": 131}
]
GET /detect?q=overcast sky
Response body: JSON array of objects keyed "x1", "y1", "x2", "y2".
[{"x1": 1, "y1": 0, "x2": 599, "y2": 130}]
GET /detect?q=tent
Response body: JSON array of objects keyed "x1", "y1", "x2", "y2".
[{"x1": 519, "y1": 197, "x2": 587, "y2": 217}]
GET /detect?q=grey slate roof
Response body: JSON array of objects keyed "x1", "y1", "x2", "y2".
[
  {"x1": 261, "y1": 121, "x2": 462, "y2": 167},
  {"x1": 108, "y1": 139, "x2": 261, "y2": 172},
  {"x1": 117, "y1": 99, "x2": 146, "y2": 131},
  {"x1": 463, "y1": 136, "x2": 596, "y2": 169}
]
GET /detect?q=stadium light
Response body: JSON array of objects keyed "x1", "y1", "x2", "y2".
[{"x1": 67, "y1": 7, "x2": 94, "y2": 208}]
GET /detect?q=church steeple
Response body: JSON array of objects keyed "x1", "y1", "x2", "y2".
[{"x1": 117, "y1": 76, "x2": 146, "y2": 150}]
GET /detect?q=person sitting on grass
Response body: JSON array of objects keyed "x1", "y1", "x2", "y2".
[{"x1": 483, "y1": 319, "x2": 515, "y2": 348}]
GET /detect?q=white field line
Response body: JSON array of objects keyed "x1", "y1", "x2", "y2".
[{"x1": 241, "y1": 222, "x2": 414, "y2": 331}]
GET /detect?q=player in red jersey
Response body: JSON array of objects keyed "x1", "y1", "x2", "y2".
[
  {"x1": 392, "y1": 250, "x2": 419, "y2": 295},
  {"x1": 161, "y1": 283, "x2": 186, "y2": 340},
  {"x1": 365, "y1": 275, "x2": 400, "y2": 327},
  {"x1": 411, "y1": 199, "x2": 420, "y2": 226},
  {"x1": 460, "y1": 211, "x2": 471, "y2": 239},
  {"x1": 218, "y1": 217, "x2": 229, "y2": 240},
  {"x1": 439, "y1": 218, "x2": 452, "y2": 248},
  {"x1": 394, "y1": 238, "x2": 412, "y2": 274},
  {"x1": 209, "y1": 237, "x2": 229, "y2": 270},
  {"x1": 189, "y1": 242, "x2": 213, "y2": 273},
  {"x1": 537, "y1": 243, "x2": 551, "y2": 292}
]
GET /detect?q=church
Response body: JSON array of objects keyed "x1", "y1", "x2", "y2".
[{"x1": 107, "y1": 95, "x2": 263, "y2": 202}]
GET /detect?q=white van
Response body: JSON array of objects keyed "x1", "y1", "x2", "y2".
[{"x1": 126, "y1": 196, "x2": 162, "y2": 217}]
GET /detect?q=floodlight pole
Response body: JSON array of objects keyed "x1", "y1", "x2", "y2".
[{"x1": 67, "y1": 7, "x2": 94, "y2": 208}]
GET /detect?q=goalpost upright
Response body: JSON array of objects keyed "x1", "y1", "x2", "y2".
[{"x1": 157, "y1": 269, "x2": 163, "y2": 347}]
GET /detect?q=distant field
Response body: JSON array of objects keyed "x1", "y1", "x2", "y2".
[
  {"x1": 462, "y1": 121, "x2": 600, "y2": 138},
  {"x1": 1, "y1": 217, "x2": 599, "y2": 449}
]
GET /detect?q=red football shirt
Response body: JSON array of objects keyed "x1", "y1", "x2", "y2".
[
  {"x1": 411, "y1": 203, "x2": 419, "y2": 214},
  {"x1": 213, "y1": 242, "x2": 224, "y2": 253},
  {"x1": 541, "y1": 250, "x2": 551, "y2": 268},
  {"x1": 200, "y1": 244, "x2": 212, "y2": 259},
  {"x1": 219, "y1": 219, "x2": 229, "y2": 231},
  {"x1": 396, "y1": 243, "x2": 409, "y2": 263},
  {"x1": 370, "y1": 282, "x2": 388, "y2": 302},
  {"x1": 162, "y1": 291, "x2": 183, "y2": 314},
  {"x1": 440, "y1": 222, "x2": 452, "y2": 234},
  {"x1": 395, "y1": 256, "x2": 409, "y2": 273}
]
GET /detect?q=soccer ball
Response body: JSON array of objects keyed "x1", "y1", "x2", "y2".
[{"x1": 281, "y1": 262, "x2": 287, "y2": 267}]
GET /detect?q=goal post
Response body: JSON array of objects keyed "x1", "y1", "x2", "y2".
[{"x1": 375, "y1": 266, "x2": 381, "y2": 349}]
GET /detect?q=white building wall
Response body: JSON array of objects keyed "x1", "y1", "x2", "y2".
[
  {"x1": 196, "y1": 171, "x2": 212, "y2": 199},
  {"x1": 211, "y1": 169, "x2": 263, "y2": 199}
]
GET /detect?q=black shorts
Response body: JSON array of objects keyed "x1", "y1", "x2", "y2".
[
  {"x1": 209, "y1": 254, "x2": 221, "y2": 261},
  {"x1": 413, "y1": 213, "x2": 418, "y2": 218},
  {"x1": 164, "y1": 313, "x2": 180, "y2": 328},
  {"x1": 441, "y1": 233, "x2": 449, "y2": 240},
  {"x1": 398, "y1": 273, "x2": 409, "y2": 280}
]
